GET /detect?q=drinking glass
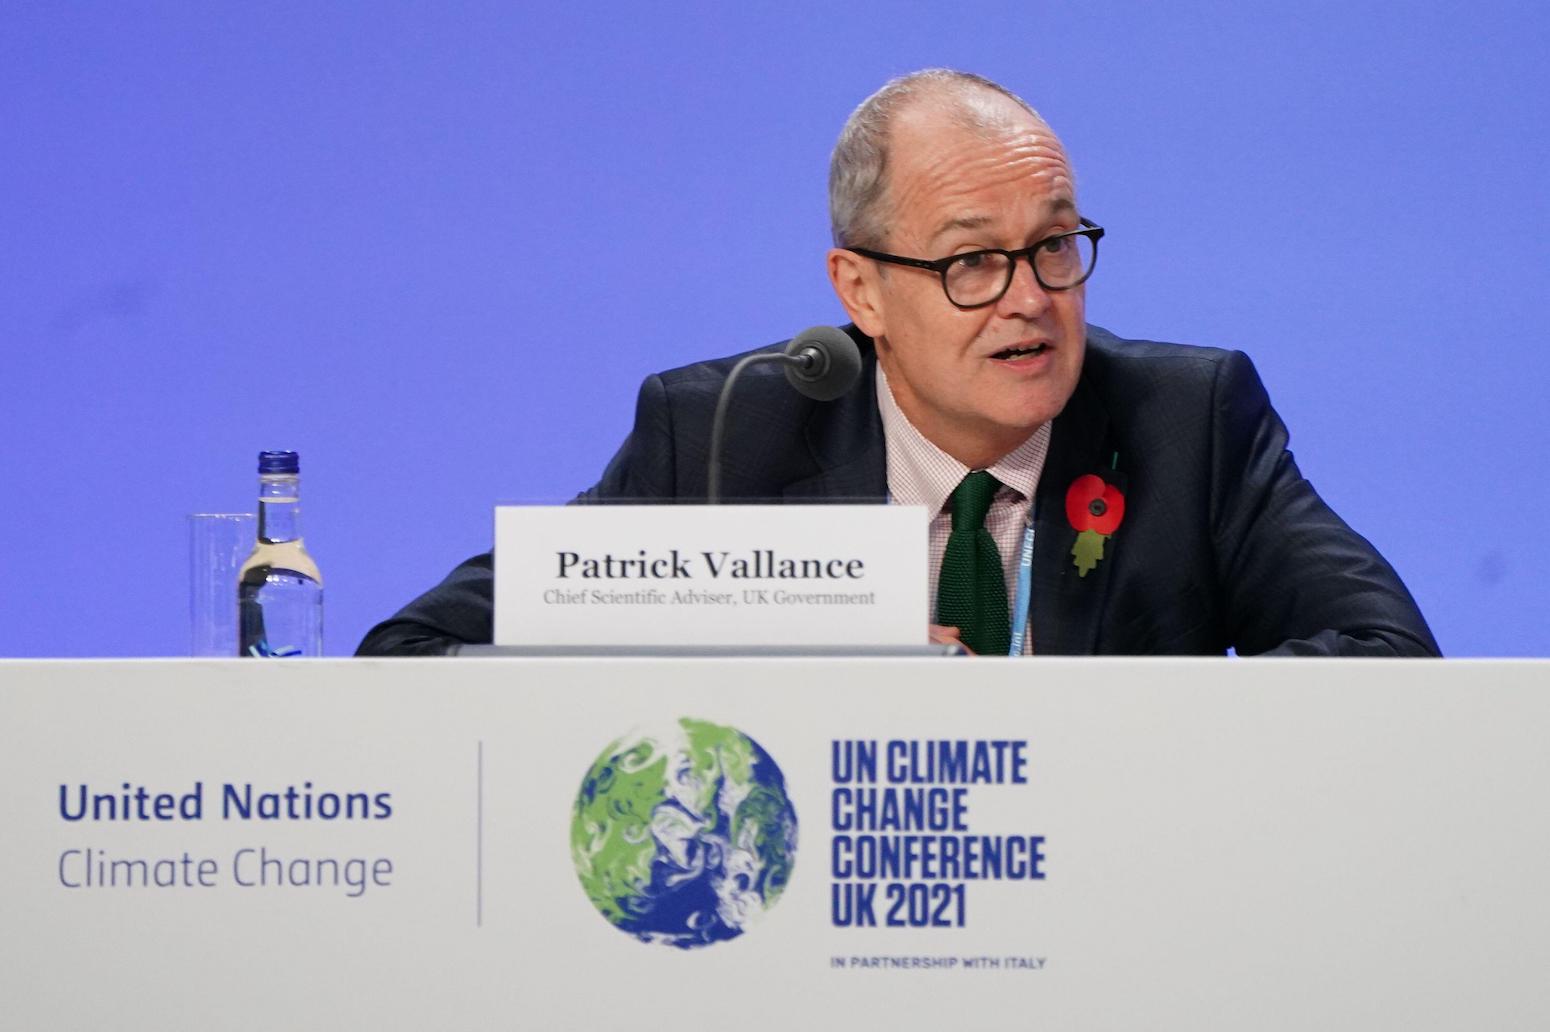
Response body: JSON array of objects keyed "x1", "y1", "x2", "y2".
[{"x1": 189, "y1": 513, "x2": 256, "y2": 657}]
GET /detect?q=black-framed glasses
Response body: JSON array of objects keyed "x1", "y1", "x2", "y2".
[{"x1": 847, "y1": 218, "x2": 1105, "y2": 309}]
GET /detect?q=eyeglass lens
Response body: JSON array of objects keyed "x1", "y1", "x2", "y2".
[{"x1": 943, "y1": 233, "x2": 1096, "y2": 306}]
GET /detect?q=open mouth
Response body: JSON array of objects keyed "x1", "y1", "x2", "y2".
[{"x1": 991, "y1": 343, "x2": 1049, "y2": 361}]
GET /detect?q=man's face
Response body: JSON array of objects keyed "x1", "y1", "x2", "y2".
[{"x1": 832, "y1": 99, "x2": 1086, "y2": 467}]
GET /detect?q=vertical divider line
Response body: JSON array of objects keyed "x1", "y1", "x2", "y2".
[{"x1": 477, "y1": 739, "x2": 484, "y2": 928}]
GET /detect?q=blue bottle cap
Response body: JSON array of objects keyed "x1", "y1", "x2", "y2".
[{"x1": 258, "y1": 450, "x2": 300, "y2": 475}]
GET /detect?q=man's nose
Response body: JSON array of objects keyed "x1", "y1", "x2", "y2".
[{"x1": 995, "y1": 254, "x2": 1052, "y2": 319}]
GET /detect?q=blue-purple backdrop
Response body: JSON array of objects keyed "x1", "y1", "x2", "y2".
[{"x1": 3, "y1": 2, "x2": 1545, "y2": 656}]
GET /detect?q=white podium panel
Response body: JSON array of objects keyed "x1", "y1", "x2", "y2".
[{"x1": 1, "y1": 658, "x2": 1547, "y2": 1030}]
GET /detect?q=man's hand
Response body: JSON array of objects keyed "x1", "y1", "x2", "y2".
[{"x1": 929, "y1": 624, "x2": 976, "y2": 655}]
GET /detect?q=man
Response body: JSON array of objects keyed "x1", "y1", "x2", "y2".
[{"x1": 358, "y1": 69, "x2": 1438, "y2": 658}]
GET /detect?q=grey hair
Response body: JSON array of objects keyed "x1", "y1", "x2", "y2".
[{"x1": 828, "y1": 69, "x2": 1042, "y2": 250}]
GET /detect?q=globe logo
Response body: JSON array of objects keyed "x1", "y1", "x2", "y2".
[{"x1": 570, "y1": 718, "x2": 798, "y2": 949}]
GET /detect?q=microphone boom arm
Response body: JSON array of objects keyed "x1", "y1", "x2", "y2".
[
  {"x1": 707, "y1": 351, "x2": 801, "y2": 504},
  {"x1": 706, "y1": 326, "x2": 862, "y2": 504}
]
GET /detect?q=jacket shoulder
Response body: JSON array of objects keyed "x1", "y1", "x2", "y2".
[
  {"x1": 1083, "y1": 324, "x2": 1242, "y2": 385},
  {"x1": 1081, "y1": 325, "x2": 1277, "y2": 424}
]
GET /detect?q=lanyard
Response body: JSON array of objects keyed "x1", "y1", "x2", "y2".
[
  {"x1": 898, "y1": 495, "x2": 1038, "y2": 656},
  {"x1": 1007, "y1": 510, "x2": 1036, "y2": 656}
]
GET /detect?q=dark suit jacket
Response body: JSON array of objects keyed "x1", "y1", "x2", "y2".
[{"x1": 357, "y1": 325, "x2": 1439, "y2": 657}]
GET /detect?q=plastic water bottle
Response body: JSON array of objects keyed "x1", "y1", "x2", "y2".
[{"x1": 237, "y1": 450, "x2": 323, "y2": 656}]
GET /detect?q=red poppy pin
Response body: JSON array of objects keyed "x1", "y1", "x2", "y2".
[{"x1": 1065, "y1": 473, "x2": 1125, "y2": 577}]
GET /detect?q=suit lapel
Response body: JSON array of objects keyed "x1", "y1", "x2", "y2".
[{"x1": 1031, "y1": 368, "x2": 1117, "y2": 655}]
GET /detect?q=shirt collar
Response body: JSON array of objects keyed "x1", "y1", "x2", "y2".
[{"x1": 876, "y1": 361, "x2": 1051, "y2": 514}]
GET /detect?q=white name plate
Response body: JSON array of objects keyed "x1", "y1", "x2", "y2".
[{"x1": 493, "y1": 504, "x2": 927, "y2": 646}]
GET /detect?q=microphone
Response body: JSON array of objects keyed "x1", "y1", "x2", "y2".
[
  {"x1": 782, "y1": 325, "x2": 863, "y2": 401},
  {"x1": 707, "y1": 326, "x2": 864, "y2": 503}
]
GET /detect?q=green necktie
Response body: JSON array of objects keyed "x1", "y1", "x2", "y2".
[{"x1": 936, "y1": 470, "x2": 1010, "y2": 656}]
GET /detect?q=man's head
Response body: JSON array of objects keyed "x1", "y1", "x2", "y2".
[{"x1": 827, "y1": 70, "x2": 1089, "y2": 469}]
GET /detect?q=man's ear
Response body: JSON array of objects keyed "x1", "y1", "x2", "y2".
[{"x1": 826, "y1": 248, "x2": 886, "y2": 339}]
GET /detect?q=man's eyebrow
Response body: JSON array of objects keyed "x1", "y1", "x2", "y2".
[{"x1": 929, "y1": 214, "x2": 994, "y2": 241}]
